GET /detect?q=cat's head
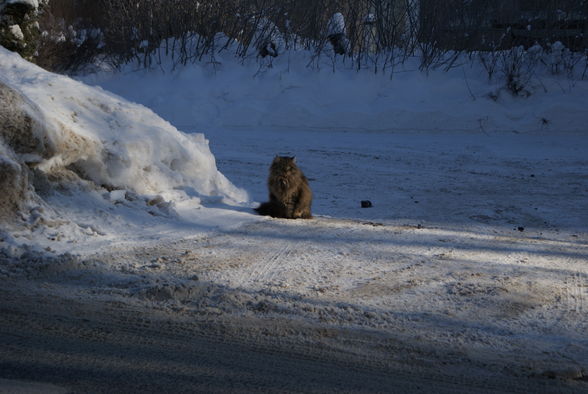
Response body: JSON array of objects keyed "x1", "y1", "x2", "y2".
[
  {"x1": 271, "y1": 155, "x2": 298, "y2": 174},
  {"x1": 272, "y1": 155, "x2": 295, "y2": 164}
]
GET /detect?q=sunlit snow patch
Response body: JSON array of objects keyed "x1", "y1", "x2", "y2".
[{"x1": 0, "y1": 46, "x2": 248, "y2": 249}]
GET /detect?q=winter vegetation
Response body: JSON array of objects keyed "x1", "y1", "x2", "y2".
[
  {"x1": 34, "y1": 1, "x2": 588, "y2": 90},
  {"x1": 0, "y1": 0, "x2": 46, "y2": 59}
]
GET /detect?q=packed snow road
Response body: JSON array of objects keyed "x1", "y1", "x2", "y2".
[{"x1": 1, "y1": 128, "x2": 587, "y2": 393}]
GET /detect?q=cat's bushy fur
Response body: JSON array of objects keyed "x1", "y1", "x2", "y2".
[{"x1": 255, "y1": 156, "x2": 312, "y2": 219}]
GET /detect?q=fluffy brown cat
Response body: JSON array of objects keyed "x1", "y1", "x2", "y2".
[{"x1": 255, "y1": 156, "x2": 312, "y2": 219}]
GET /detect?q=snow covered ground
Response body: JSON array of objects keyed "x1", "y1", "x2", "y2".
[
  {"x1": 83, "y1": 47, "x2": 588, "y2": 135},
  {"x1": 1, "y1": 47, "x2": 588, "y2": 392}
]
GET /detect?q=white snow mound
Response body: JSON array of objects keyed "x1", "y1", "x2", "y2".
[{"x1": 0, "y1": 46, "x2": 247, "y2": 218}]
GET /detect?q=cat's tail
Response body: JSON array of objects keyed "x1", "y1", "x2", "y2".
[{"x1": 254, "y1": 202, "x2": 284, "y2": 218}]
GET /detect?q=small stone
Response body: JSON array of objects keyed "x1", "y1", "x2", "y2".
[
  {"x1": 147, "y1": 195, "x2": 165, "y2": 206},
  {"x1": 361, "y1": 200, "x2": 372, "y2": 208}
]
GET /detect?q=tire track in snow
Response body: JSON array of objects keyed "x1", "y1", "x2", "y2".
[
  {"x1": 237, "y1": 241, "x2": 293, "y2": 289},
  {"x1": 566, "y1": 272, "x2": 587, "y2": 313}
]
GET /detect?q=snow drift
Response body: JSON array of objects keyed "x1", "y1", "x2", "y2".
[
  {"x1": 0, "y1": 46, "x2": 247, "y2": 230},
  {"x1": 85, "y1": 42, "x2": 588, "y2": 135}
]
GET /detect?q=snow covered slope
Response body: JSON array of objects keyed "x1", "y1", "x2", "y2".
[
  {"x1": 84, "y1": 49, "x2": 588, "y2": 135},
  {"x1": 0, "y1": 47, "x2": 249, "y2": 251}
]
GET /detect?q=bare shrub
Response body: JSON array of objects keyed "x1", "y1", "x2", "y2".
[{"x1": 29, "y1": 0, "x2": 587, "y2": 78}]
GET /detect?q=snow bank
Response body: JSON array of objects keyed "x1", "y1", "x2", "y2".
[
  {"x1": 0, "y1": 46, "x2": 247, "y2": 233},
  {"x1": 85, "y1": 46, "x2": 588, "y2": 135}
]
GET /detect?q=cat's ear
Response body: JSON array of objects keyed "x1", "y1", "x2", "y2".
[{"x1": 291, "y1": 156, "x2": 296, "y2": 163}]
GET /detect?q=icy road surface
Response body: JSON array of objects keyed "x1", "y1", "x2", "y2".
[{"x1": 2, "y1": 128, "x2": 587, "y2": 393}]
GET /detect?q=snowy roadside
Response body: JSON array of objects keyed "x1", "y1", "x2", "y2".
[{"x1": 1, "y1": 45, "x2": 588, "y2": 391}]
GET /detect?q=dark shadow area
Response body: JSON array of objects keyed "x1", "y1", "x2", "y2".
[{"x1": 1, "y1": 279, "x2": 584, "y2": 394}]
